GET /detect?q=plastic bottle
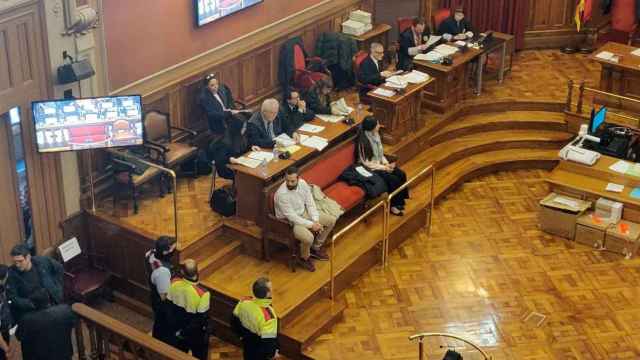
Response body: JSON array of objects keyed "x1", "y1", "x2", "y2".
[
  {"x1": 272, "y1": 146, "x2": 279, "y2": 162},
  {"x1": 259, "y1": 159, "x2": 268, "y2": 177}
]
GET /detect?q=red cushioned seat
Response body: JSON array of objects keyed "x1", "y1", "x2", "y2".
[
  {"x1": 301, "y1": 142, "x2": 355, "y2": 189},
  {"x1": 323, "y1": 181, "x2": 365, "y2": 211}
]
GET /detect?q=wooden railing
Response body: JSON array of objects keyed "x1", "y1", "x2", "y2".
[
  {"x1": 72, "y1": 303, "x2": 196, "y2": 360},
  {"x1": 409, "y1": 332, "x2": 492, "y2": 360},
  {"x1": 565, "y1": 79, "x2": 640, "y2": 128}
]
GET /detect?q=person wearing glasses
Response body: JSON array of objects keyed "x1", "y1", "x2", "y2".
[{"x1": 357, "y1": 42, "x2": 394, "y2": 98}]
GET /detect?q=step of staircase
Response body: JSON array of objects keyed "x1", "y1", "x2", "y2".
[
  {"x1": 194, "y1": 236, "x2": 243, "y2": 278},
  {"x1": 429, "y1": 111, "x2": 568, "y2": 146}
]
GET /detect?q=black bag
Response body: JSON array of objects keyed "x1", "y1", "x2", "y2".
[
  {"x1": 209, "y1": 163, "x2": 236, "y2": 216},
  {"x1": 443, "y1": 349, "x2": 463, "y2": 360}
]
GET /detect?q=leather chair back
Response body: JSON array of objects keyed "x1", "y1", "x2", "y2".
[{"x1": 433, "y1": 8, "x2": 451, "y2": 31}]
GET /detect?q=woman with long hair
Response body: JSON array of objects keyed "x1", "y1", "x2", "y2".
[
  {"x1": 357, "y1": 116, "x2": 409, "y2": 216},
  {"x1": 302, "y1": 78, "x2": 333, "y2": 115}
]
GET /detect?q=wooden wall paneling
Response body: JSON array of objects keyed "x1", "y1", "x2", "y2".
[{"x1": 254, "y1": 46, "x2": 273, "y2": 98}]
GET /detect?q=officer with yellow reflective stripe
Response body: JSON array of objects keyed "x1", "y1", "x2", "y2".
[
  {"x1": 167, "y1": 259, "x2": 210, "y2": 360},
  {"x1": 231, "y1": 277, "x2": 279, "y2": 360}
]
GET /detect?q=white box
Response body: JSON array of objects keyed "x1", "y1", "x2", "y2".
[
  {"x1": 595, "y1": 197, "x2": 623, "y2": 223},
  {"x1": 342, "y1": 19, "x2": 368, "y2": 36}
]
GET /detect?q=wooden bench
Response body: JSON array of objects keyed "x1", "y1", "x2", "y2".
[{"x1": 262, "y1": 138, "x2": 369, "y2": 271}]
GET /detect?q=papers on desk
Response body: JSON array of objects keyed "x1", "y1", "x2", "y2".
[
  {"x1": 415, "y1": 51, "x2": 443, "y2": 62},
  {"x1": 631, "y1": 48, "x2": 640, "y2": 57},
  {"x1": 301, "y1": 135, "x2": 328, "y2": 151},
  {"x1": 385, "y1": 75, "x2": 408, "y2": 89},
  {"x1": 425, "y1": 35, "x2": 441, "y2": 48},
  {"x1": 606, "y1": 182, "x2": 625, "y2": 193},
  {"x1": 552, "y1": 195, "x2": 579, "y2": 209},
  {"x1": 435, "y1": 44, "x2": 459, "y2": 56},
  {"x1": 274, "y1": 133, "x2": 296, "y2": 147},
  {"x1": 371, "y1": 87, "x2": 396, "y2": 97},
  {"x1": 298, "y1": 123, "x2": 325, "y2": 133},
  {"x1": 247, "y1": 151, "x2": 274, "y2": 162},
  {"x1": 331, "y1": 98, "x2": 353, "y2": 116},
  {"x1": 317, "y1": 114, "x2": 344, "y2": 123},
  {"x1": 454, "y1": 40, "x2": 467, "y2": 46},
  {"x1": 595, "y1": 51, "x2": 619, "y2": 62},
  {"x1": 235, "y1": 156, "x2": 261, "y2": 169},
  {"x1": 402, "y1": 70, "x2": 430, "y2": 83},
  {"x1": 609, "y1": 160, "x2": 630, "y2": 174}
]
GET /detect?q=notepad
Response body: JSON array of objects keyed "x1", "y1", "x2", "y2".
[
  {"x1": 299, "y1": 123, "x2": 325, "y2": 133},
  {"x1": 606, "y1": 183, "x2": 624, "y2": 193}
]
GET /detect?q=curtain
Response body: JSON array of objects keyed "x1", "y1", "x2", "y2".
[{"x1": 440, "y1": 0, "x2": 529, "y2": 49}]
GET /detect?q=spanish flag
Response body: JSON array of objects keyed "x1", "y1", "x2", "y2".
[{"x1": 575, "y1": 0, "x2": 593, "y2": 32}]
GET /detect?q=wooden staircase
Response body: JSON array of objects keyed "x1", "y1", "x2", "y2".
[{"x1": 185, "y1": 104, "x2": 572, "y2": 360}]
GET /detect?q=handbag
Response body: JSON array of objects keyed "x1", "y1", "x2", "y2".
[{"x1": 209, "y1": 162, "x2": 236, "y2": 217}]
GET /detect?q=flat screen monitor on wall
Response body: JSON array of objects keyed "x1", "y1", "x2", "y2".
[
  {"x1": 195, "y1": 0, "x2": 263, "y2": 27},
  {"x1": 32, "y1": 95, "x2": 144, "y2": 153}
]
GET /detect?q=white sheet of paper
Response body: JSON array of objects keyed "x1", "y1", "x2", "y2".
[
  {"x1": 372, "y1": 88, "x2": 395, "y2": 97},
  {"x1": 609, "y1": 160, "x2": 630, "y2": 174},
  {"x1": 606, "y1": 182, "x2": 624, "y2": 193},
  {"x1": 316, "y1": 114, "x2": 344, "y2": 123},
  {"x1": 274, "y1": 133, "x2": 295, "y2": 147},
  {"x1": 631, "y1": 48, "x2": 640, "y2": 57},
  {"x1": 596, "y1": 51, "x2": 615, "y2": 60},
  {"x1": 299, "y1": 124, "x2": 325, "y2": 133},
  {"x1": 355, "y1": 166, "x2": 372, "y2": 177},
  {"x1": 247, "y1": 151, "x2": 274, "y2": 162},
  {"x1": 552, "y1": 196, "x2": 579, "y2": 209},
  {"x1": 235, "y1": 156, "x2": 261, "y2": 169},
  {"x1": 58, "y1": 237, "x2": 82, "y2": 262},
  {"x1": 301, "y1": 135, "x2": 328, "y2": 151},
  {"x1": 425, "y1": 35, "x2": 441, "y2": 48}
]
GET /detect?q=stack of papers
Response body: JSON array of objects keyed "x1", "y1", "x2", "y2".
[
  {"x1": 631, "y1": 48, "x2": 640, "y2": 57},
  {"x1": 595, "y1": 51, "x2": 618, "y2": 62},
  {"x1": 372, "y1": 88, "x2": 395, "y2": 97},
  {"x1": 415, "y1": 51, "x2": 443, "y2": 62},
  {"x1": 385, "y1": 75, "x2": 408, "y2": 89},
  {"x1": 435, "y1": 44, "x2": 459, "y2": 56},
  {"x1": 299, "y1": 123, "x2": 325, "y2": 133},
  {"x1": 552, "y1": 196, "x2": 579, "y2": 209},
  {"x1": 606, "y1": 183, "x2": 624, "y2": 193},
  {"x1": 235, "y1": 157, "x2": 261, "y2": 168},
  {"x1": 349, "y1": 10, "x2": 372, "y2": 25},
  {"x1": 402, "y1": 70, "x2": 430, "y2": 83},
  {"x1": 247, "y1": 151, "x2": 274, "y2": 162},
  {"x1": 274, "y1": 133, "x2": 296, "y2": 147},
  {"x1": 331, "y1": 98, "x2": 353, "y2": 116},
  {"x1": 301, "y1": 135, "x2": 328, "y2": 151},
  {"x1": 316, "y1": 114, "x2": 344, "y2": 123}
]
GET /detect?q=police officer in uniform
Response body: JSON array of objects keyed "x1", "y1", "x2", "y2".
[
  {"x1": 144, "y1": 236, "x2": 176, "y2": 345},
  {"x1": 231, "y1": 277, "x2": 279, "y2": 360},
  {"x1": 166, "y1": 259, "x2": 210, "y2": 360}
]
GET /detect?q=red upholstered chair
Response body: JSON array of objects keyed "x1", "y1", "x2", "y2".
[
  {"x1": 293, "y1": 43, "x2": 331, "y2": 92},
  {"x1": 353, "y1": 50, "x2": 376, "y2": 104},
  {"x1": 397, "y1": 17, "x2": 415, "y2": 35},
  {"x1": 432, "y1": 8, "x2": 451, "y2": 33},
  {"x1": 595, "y1": 0, "x2": 639, "y2": 46},
  {"x1": 263, "y1": 141, "x2": 365, "y2": 271}
]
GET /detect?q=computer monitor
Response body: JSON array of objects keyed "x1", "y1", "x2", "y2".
[
  {"x1": 589, "y1": 106, "x2": 607, "y2": 134},
  {"x1": 32, "y1": 95, "x2": 144, "y2": 153}
]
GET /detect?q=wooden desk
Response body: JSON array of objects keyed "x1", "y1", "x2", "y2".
[
  {"x1": 231, "y1": 109, "x2": 368, "y2": 225},
  {"x1": 367, "y1": 78, "x2": 433, "y2": 144},
  {"x1": 349, "y1": 24, "x2": 392, "y2": 50},
  {"x1": 591, "y1": 42, "x2": 640, "y2": 100},
  {"x1": 546, "y1": 155, "x2": 640, "y2": 223}
]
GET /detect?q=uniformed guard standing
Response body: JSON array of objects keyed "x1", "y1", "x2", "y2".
[
  {"x1": 231, "y1": 277, "x2": 279, "y2": 360},
  {"x1": 144, "y1": 236, "x2": 176, "y2": 345},
  {"x1": 166, "y1": 259, "x2": 211, "y2": 360}
]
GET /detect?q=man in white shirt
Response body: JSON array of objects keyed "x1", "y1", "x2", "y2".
[{"x1": 275, "y1": 166, "x2": 337, "y2": 272}]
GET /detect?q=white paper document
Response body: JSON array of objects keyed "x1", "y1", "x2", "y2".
[
  {"x1": 631, "y1": 48, "x2": 640, "y2": 57},
  {"x1": 402, "y1": 70, "x2": 430, "y2": 83},
  {"x1": 301, "y1": 135, "x2": 329, "y2": 151},
  {"x1": 355, "y1": 166, "x2": 373, "y2": 177},
  {"x1": 609, "y1": 160, "x2": 630, "y2": 174},
  {"x1": 235, "y1": 156, "x2": 261, "y2": 169},
  {"x1": 247, "y1": 151, "x2": 274, "y2": 162},
  {"x1": 331, "y1": 98, "x2": 354, "y2": 116},
  {"x1": 606, "y1": 183, "x2": 625, "y2": 193},
  {"x1": 58, "y1": 237, "x2": 81, "y2": 262},
  {"x1": 316, "y1": 114, "x2": 344, "y2": 123},
  {"x1": 274, "y1": 133, "x2": 296, "y2": 147},
  {"x1": 435, "y1": 44, "x2": 459, "y2": 56},
  {"x1": 385, "y1": 75, "x2": 408, "y2": 89},
  {"x1": 552, "y1": 196, "x2": 579, "y2": 209},
  {"x1": 372, "y1": 88, "x2": 395, "y2": 97},
  {"x1": 596, "y1": 51, "x2": 615, "y2": 60},
  {"x1": 415, "y1": 51, "x2": 443, "y2": 62},
  {"x1": 425, "y1": 35, "x2": 441, "y2": 48},
  {"x1": 299, "y1": 123, "x2": 325, "y2": 133},
  {"x1": 454, "y1": 40, "x2": 467, "y2": 46}
]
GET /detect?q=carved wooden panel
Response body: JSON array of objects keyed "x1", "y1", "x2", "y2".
[
  {"x1": 0, "y1": 29, "x2": 12, "y2": 96},
  {"x1": 527, "y1": 0, "x2": 573, "y2": 31}
]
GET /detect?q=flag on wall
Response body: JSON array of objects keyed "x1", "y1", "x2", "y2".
[{"x1": 575, "y1": 0, "x2": 593, "y2": 32}]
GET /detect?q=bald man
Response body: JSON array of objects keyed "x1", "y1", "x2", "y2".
[
  {"x1": 247, "y1": 98, "x2": 299, "y2": 148},
  {"x1": 167, "y1": 259, "x2": 211, "y2": 360}
]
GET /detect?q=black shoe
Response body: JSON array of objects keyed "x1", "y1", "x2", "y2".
[
  {"x1": 310, "y1": 248, "x2": 329, "y2": 261},
  {"x1": 297, "y1": 258, "x2": 316, "y2": 272}
]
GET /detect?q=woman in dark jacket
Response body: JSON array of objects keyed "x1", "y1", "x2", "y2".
[
  {"x1": 198, "y1": 74, "x2": 243, "y2": 135},
  {"x1": 357, "y1": 116, "x2": 409, "y2": 216},
  {"x1": 302, "y1": 79, "x2": 333, "y2": 115}
]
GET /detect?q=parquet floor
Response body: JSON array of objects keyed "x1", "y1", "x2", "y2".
[{"x1": 306, "y1": 169, "x2": 640, "y2": 360}]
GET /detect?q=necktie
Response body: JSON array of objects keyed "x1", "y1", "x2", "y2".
[{"x1": 267, "y1": 121, "x2": 275, "y2": 139}]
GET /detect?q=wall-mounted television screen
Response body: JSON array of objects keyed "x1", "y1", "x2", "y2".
[
  {"x1": 32, "y1": 95, "x2": 144, "y2": 153},
  {"x1": 195, "y1": 0, "x2": 263, "y2": 27}
]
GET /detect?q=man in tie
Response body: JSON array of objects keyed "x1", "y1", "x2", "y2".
[
  {"x1": 357, "y1": 42, "x2": 394, "y2": 98},
  {"x1": 398, "y1": 17, "x2": 430, "y2": 71},
  {"x1": 438, "y1": 7, "x2": 475, "y2": 42},
  {"x1": 247, "y1": 98, "x2": 299, "y2": 148},
  {"x1": 281, "y1": 90, "x2": 315, "y2": 135}
]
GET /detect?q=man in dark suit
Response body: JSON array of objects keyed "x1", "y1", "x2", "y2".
[
  {"x1": 357, "y1": 42, "x2": 393, "y2": 98},
  {"x1": 281, "y1": 90, "x2": 315, "y2": 135},
  {"x1": 398, "y1": 17, "x2": 430, "y2": 71},
  {"x1": 247, "y1": 98, "x2": 299, "y2": 148},
  {"x1": 437, "y1": 7, "x2": 475, "y2": 42}
]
